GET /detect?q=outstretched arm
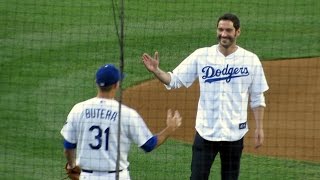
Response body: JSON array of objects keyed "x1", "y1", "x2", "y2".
[
  {"x1": 155, "y1": 109, "x2": 182, "y2": 147},
  {"x1": 141, "y1": 109, "x2": 182, "y2": 152},
  {"x1": 142, "y1": 51, "x2": 171, "y2": 85}
]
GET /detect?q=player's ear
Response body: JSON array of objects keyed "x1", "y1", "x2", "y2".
[
  {"x1": 236, "y1": 28, "x2": 241, "y2": 37},
  {"x1": 115, "y1": 82, "x2": 120, "y2": 89}
]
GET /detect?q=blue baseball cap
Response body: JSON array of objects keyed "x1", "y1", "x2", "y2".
[{"x1": 95, "y1": 64, "x2": 122, "y2": 87}]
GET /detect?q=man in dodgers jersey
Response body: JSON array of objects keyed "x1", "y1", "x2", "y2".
[
  {"x1": 142, "y1": 13, "x2": 269, "y2": 180},
  {"x1": 61, "y1": 64, "x2": 182, "y2": 180}
]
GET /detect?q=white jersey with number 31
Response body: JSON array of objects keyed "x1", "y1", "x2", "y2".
[{"x1": 60, "y1": 97, "x2": 153, "y2": 171}]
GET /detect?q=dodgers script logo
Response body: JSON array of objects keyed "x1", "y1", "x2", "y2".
[{"x1": 202, "y1": 64, "x2": 249, "y2": 83}]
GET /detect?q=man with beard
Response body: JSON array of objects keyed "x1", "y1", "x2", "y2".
[{"x1": 141, "y1": 13, "x2": 269, "y2": 180}]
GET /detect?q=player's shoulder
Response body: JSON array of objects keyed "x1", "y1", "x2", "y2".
[
  {"x1": 237, "y1": 46, "x2": 259, "y2": 58},
  {"x1": 194, "y1": 45, "x2": 218, "y2": 54},
  {"x1": 186, "y1": 45, "x2": 218, "y2": 61},
  {"x1": 117, "y1": 103, "x2": 144, "y2": 126},
  {"x1": 237, "y1": 46, "x2": 262, "y2": 64},
  {"x1": 77, "y1": 97, "x2": 97, "y2": 106},
  {"x1": 120, "y1": 103, "x2": 139, "y2": 116},
  {"x1": 69, "y1": 98, "x2": 96, "y2": 112}
]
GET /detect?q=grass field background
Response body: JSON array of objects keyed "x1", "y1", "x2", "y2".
[{"x1": 1, "y1": 0, "x2": 319, "y2": 179}]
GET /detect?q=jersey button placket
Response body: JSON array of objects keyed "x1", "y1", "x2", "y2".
[
  {"x1": 221, "y1": 57, "x2": 228, "y2": 140},
  {"x1": 217, "y1": 80, "x2": 225, "y2": 140}
]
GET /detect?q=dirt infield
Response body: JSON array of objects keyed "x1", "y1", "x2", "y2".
[{"x1": 123, "y1": 58, "x2": 320, "y2": 162}]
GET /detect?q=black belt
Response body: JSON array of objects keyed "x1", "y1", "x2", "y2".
[{"x1": 82, "y1": 169, "x2": 123, "y2": 174}]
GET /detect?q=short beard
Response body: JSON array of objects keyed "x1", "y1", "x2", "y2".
[{"x1": 217, "y1": 35, "x2": 235, "y2": 49}]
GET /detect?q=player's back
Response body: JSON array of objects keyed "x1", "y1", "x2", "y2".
[{"x1": 72, "y1": 97, "x2": 130, "y2": 171}]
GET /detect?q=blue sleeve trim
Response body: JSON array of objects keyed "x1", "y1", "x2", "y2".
[
  {"x1": 141, "y1": 136, "x2": 158, "y2": 152},
  {"x1": 63, "y1": 139, "x2": 77, "y2": 149}
]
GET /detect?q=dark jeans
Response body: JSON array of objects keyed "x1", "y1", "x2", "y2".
[{"x1": 190, "y1": 132, "x2": 244, "y2": 180}]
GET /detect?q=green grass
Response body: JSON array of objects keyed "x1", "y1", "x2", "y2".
[
  {"x1": 129, "y1": 140, "x2": 320, "y2": 180},
  {"x1": 1, "y1": 0, "x2": 319, "y2": 179}
]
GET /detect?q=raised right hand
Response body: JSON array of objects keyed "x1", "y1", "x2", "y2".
[{"x1": 142, "y1": 51, "x2": 159, "y2": 73}]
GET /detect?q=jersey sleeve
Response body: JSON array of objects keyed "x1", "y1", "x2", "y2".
[
  {"x1": 125, "y1": 109, "x2": 153, "y2": 147},
  {"x1": 166, "y1": 50, "x2": 199, "y2": 89},
  {"x1": 140, "y1": 135, "x2": 158, "y2": 152},
  {"x1": 249, "y1": 58, "x2": 269, "y2": 94},
  {"x1": 60, "y1": 105, "x2": 80, "y2": 144}
]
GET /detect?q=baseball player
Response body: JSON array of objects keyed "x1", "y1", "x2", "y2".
[
  {"x1": 142, "y1": 13, "x2": 269, "y2": 180},
  {"x1": 61, "y1": 64, "x2": 182, "y2": 180}
]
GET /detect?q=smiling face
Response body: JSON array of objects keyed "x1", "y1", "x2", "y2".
[{"x1": 217, "y1": 20, "x2": 241, "y2": 49}]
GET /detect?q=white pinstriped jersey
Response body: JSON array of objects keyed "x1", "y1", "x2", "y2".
[
  {"x1": 166, "y1": 45, "x2": 269, "y2": 141},
  {"x1": 60, "y1": 97, "x2": 153, "y2": 171}
]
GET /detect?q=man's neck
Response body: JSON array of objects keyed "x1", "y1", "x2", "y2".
[{"x1": 96, "y1": 92, "x2": 115, "y2": 99}]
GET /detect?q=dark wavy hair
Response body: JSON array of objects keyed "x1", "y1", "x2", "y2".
[{"x1": 217, "y1": 13, "x2": 240, "y2": 30}]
